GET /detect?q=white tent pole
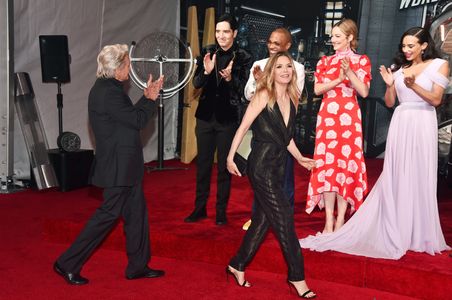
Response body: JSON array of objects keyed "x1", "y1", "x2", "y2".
[{"x1": 0, "y1": 0, "x2": 15, "y2": 191}]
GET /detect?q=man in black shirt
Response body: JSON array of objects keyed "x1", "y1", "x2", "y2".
[{"x1": 184, "y1": 14, "x2": 252, "y2": 225}]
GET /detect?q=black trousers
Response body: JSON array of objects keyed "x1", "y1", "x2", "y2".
[
  {"x1": 252, "y1": 155, "x2": 295, "y2": 213},
  {"x1": 229, "y1": 177, "x2": 305, "y2": 281},
  {"x1": 194, "y1": 117, "x2": 237, "y2": 214},
  {"x1": 56, "y1": 182, "x2": 150, "y2": 277}
]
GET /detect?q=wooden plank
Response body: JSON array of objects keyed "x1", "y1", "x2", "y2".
[
  {"x1": 181, "y1": 6, "x2": 217, "y2": 164},
  {"x1": 203, "y1": 7, "x2": 216, "y2": 47}
]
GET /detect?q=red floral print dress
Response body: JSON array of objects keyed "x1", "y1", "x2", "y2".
[{"x1": 306, "y1": 51, "x2": 371, "y2": 214}]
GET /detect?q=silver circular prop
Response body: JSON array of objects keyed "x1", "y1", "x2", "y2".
[{"x1": 129, "y1": 32, "x2": 196, "y2": 98}]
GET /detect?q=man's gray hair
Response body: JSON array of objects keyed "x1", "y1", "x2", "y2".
[{"x1": 96, "y1": 44, "x2": 129, "y2": 78}]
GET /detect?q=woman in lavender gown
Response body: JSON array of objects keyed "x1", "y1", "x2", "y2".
[{"x1": 299, "y1": 27, "x2": 450, "y2": 259}]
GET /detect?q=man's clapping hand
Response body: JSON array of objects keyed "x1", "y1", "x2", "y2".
[
  {"x1": 203, "y1": 53, "x2": 216, "y2": 75},
  {"x1": 144, "y1": 74, "x2": 164, "y2": 100},
  {"x1": 253, "y1": 65, "x2": 263, "y2": 81},
  {"x1": 219, "y1": 60, "x2": 234, "y2": 82}
]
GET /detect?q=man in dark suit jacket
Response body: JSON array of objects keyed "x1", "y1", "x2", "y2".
[
  {"x1": 54, "y1": 44, "x2": 164, "y2": 285},
  {"x1": 184, "y1": 14, "x2": 252, "y2": 225}
]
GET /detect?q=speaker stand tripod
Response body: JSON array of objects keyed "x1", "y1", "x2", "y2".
[
  {"x1": 146, "y1": 88, "x2": 188, "y2": 172},
  {"x1": 56, "y1": 82, "x2": 64, "y2": 151}
]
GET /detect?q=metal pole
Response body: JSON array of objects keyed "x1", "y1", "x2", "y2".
[
  {"x1": 57, "y1": 82, "x2": 63, "y2": 146},
  {"x1": 157, "y1": 89, "x2": 164, "y2": 169},
  {"x1": 0, "y1": 0, "x2": 15, "y2": 190}
]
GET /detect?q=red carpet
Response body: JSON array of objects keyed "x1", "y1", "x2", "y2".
[{"x1": 1, "y1": 158, "x2": 451, "y2": 299}]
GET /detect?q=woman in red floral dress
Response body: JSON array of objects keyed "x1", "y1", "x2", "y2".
[{"x1": 306, "y1": 19, "x2": 371, "y2": 233}]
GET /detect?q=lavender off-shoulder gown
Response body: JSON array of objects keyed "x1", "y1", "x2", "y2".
[{"x1": 299, "y1": 58, "x2": 451, "y2": 259}]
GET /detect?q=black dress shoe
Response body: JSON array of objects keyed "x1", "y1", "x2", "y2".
[
  {"x1": 216, "y1": 211, "x2": 227, "y2": 225},
  {"x1": 216, "y1": 215, "x2": 227, "y2": 225},
  {"x1": 126, "y1": 267, "x2": 165, "y2": 280},
  {"x1": 53, "y1": 262, "x2": 89, "y2": 285},
  {"x1": 184, "y1": 207, "x2": 207, "y2": 223}
]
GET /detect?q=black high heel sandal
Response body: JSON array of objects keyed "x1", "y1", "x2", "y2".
[
  {"x1": 225, "y1": 266, "x2": 251, "y2": 287},
  {"x1": 287, "y1": 280, "x2": 316, "y2": 299}
]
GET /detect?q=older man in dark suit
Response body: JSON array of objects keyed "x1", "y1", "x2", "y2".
[{"x1": 54, "y1": 44, "x2": 164, "y2": 285}]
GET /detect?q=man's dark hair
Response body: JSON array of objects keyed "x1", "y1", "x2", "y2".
[
  {"x1": 272, "y1": 27, "x2": 292, "y2": 45},
  {"x1": 217, "y1": 14, "x2": 238, "y2": 31}
]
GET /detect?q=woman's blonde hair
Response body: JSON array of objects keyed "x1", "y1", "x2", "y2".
[
  {"x1": 96, "y1": 44, "x2": 129, "y2": 78},
  {"x1": 333, "y1": 18, "x2": 359, "y2": 51},
  {"x1": 256, "y1": 51, "x2": 300, "y2": 109}
]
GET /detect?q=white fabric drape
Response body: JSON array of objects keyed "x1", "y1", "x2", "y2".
[{"x1": 13, "y1": 0, "x2": 180, "y2": 178}]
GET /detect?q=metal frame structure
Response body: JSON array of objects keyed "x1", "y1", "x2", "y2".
[
  {"x1": 0, "y1": 0, "x2": 15, "y2": 192},
  {"x1": 129, "y1": 40, "x2": 196, "y2": 99},
  {"x1": 129, "y1": 34, "x2": 196, "y2": 170},
  {"x1": 14, "y1": 72, "x2": 58, "y2": 190}
]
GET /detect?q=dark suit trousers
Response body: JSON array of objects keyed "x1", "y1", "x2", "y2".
[
  {"x1": 56, "y1": 182, "x2": 150, "y2": 276},
  {"x1": 194, "y1": 117, "x2": 237, "y2": 214},
  {"x1": 229, "y1": 178, "x2": 305, "y2": 281}
]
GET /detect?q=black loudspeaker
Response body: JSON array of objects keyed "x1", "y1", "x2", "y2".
[
  {"x1": 48, "y1": 149, "x2": 94, "y2": 192},
  {"x1": 39, "y1": 35, "x2": 71, "y2": 83}
]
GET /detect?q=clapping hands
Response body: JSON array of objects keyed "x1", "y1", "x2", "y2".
[
  {"x1": 203, "y1": 53, "x2": 216, "y2": 74},
  {"x1": 379, "y1": 65, "x2": 394, "y2": 87},
  {"x1": 403, "y1": 73, "x2": 415, "y2": 88},
  {"x1": 341, "y1": 57, "x2": 351, "y2": 74},
  {"x1": 253, "y1": 65, "x2": 263, "y2": 81},
  {"x1": 338, "y1": 57, "x2": 351, "y2": 82},
  {"x1": 144, "y1": 74, "x2": 164, "y2": 100},
  {"x1": 219, "y1": 60, "x2": 234, "y2": 82},
  {"x1": 203, "y1": 53, "x2": 234, "y2": 82}
]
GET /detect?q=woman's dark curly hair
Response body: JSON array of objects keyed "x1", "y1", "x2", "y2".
[{"x1": 392, "y1": 27, "x2": 441, "y2": 70}]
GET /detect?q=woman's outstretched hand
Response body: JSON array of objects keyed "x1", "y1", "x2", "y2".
[
  {"x1": 298, "y1": 156, "x2": 316, "y2": 171},
  {"x1": 227, "y1": 157, "x2": 242, "y2": 177}
]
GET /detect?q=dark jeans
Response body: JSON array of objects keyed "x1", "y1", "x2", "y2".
[
  {"x1": 251, "y1": 154, "x2": 294, "y2": 213},
  {"x1": 194, "y1": 117, "x2": 237, "y2": 214},
  {"x1": 56, "y1": 182, "x2": 150, "y2": 277}
]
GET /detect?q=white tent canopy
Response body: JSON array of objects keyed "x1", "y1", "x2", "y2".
[{"x1": 3, "y1": 0, "x2": 180, "y2": 180}]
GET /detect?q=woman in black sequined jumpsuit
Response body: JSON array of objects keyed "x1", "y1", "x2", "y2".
[{"x1": 226, "y1": 52, "x2": 316, "y2": 298}]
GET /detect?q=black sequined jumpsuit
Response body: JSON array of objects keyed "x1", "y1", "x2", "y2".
[{"x1": 229, "y1": 100, "x2": 305, "y2": 281}]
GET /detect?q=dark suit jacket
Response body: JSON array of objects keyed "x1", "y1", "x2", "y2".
[
  {"x1": 88, "y1": 78, "x2": 156, "y2": 187},
  {"x1": 193, "y1": 44, "x2": 252, "y2": 124}
]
